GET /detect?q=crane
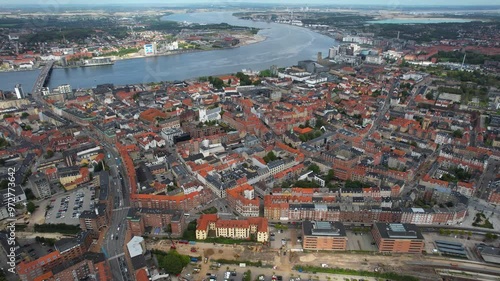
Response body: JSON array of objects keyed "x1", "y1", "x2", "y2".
[{"x1": 167, "y1": 233, "x2": 176, "y2": 250}]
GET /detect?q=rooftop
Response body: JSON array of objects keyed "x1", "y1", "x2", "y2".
[
  {"x1": 374, "y1": 223, "x2": 424, "y2": 240},
  {"x1": 302, "y1": 220, "x2": 346, "y2": 237}
]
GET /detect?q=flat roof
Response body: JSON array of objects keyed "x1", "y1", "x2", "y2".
[
  {"x1": 374, "y1": 223, "x2": 424, "y2": 240},
  {"x1": 480, "y1": 246, "x2": 500, "y2": 258},
  {"x1": 303, "y1": 220, "x2": 346, "y2": 237}
]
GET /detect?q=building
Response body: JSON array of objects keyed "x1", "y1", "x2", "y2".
[
  {"x1": 14, "y1": 84, "x2": 24, "y2": 99},
  {"x1": 144, "y1": 43, "x2": 157, "y2": 55},
  {"x1": 127, "y1": 236, "x2": 146, "y2": 258},
  {"x1": 17, "y1": 251, "x2": 64, "y2": 281},
  {"x1": 302, "y1": 221, "x2": 348, "y2": 251},
  {"x1": 226, "y1": 184, "x2": 259, "y2": 217},
  {"x1": 196, "y1": 214, "x2": 269, "y2": 242},
  {"x1": 79, "y1": 203, "x2": 109, "y2": 231},
  {"x1": 28, "y1": 253, "x2": 112, "y2": 281},
  {"x1": 58, "y1": 166, "x2": 90, "y2": 190},
  {"x1": 487, "y1": 183, "x2": 500, "y2": 204},
  {"x1": 54, "y1": 231, "x2": 94, "y2": 261},
  {"x1": 56, "y1": 84, "x2": 72, "y2": 94},
  {"x1": 126, "y1": 236, "x2": 148, "y2": 277},
  {"x1": 0, "y1": 185, "x2": 26, "y2": 220},
  {"x1": 28, "y1": 172, "x2": 51, "y2": 199},
  {"x1": 126, "y1": 208, "x2": 185, "y2": 237},
  {"x1": 371, "y1": 223, "x2": 425, "y2": 253},
  {"x1": 476, "y1": 244, "x2": 500, "y2": 264}
]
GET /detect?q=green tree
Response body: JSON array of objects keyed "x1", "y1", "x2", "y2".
[
  {"x1": 243, "y1": 270, "x2": 252, "y2": 281},
  {"x1": 0, "y1": 137, "x2": 8, "y2": 148},
  {"x1": 264, "y1": 151, "x2": 278, "y2": 163},
  {"x1": 45, "y1": 150, "x2": 54, "y2": 159},
  {"x1": 27, "y1": 201, "x2": 36, "y2": 213},
  {"x1": 21, "y1": 112, "x2": 30, "y2": 118},
  {"x1": 326, "y1": 169, "x2": 335, "y2": 182},
  {"x1": 452, "y1": 130, "x2": 463, "y2": 138},
  {"x1": 315, "y1": 118, "x2": 325, "y2": 129},
  {"x1": 155, "y1": 250, "x2": 190, "y2": 275},
  {"x1": 211, "y1": 77, "x2": 224, "y2": 89},
  {"x1": 308, "y1": 164, "x2": 320, "y2": 174},
  {"x1": 425, "y1": 93, "x2": 434, "y2": 100},
  {"x1": 94, "y1": 162, "x2": 104, "y2": 172}
]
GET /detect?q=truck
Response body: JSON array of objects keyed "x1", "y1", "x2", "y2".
[{"x1": 239, "y1": 263, "x2": 246, "y2": 268}]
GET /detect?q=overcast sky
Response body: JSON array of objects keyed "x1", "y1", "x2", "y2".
[{"x1": 1, "y1": 0, "x2": 497, "y2": 6}]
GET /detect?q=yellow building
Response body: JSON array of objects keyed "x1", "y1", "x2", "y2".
[{"x1": 196, "y1": 214, "x2": 269, "y2": 242}]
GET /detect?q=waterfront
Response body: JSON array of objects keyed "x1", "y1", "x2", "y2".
[
  {"x1": 0, "y1": 12, "x2": 336, "y2": 91},
  {"x1": 368, "y1": 18, "x2": 479, "y2": 24}
]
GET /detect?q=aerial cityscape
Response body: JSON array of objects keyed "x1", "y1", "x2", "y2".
[{"x1": 0, "y1": 1, "x2": 499, "y2": 281}]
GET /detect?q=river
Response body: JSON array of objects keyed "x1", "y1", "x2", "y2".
[{"x1": 0, "y1": 12, "x2": 336, "y2": 91}]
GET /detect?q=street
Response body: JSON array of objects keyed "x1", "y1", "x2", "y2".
[{"x1": 100, "y1": 141, "x2": 132, "y2": 281}]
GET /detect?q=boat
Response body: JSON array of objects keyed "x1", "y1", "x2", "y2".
[{"x1": 82, "y1": 57, "x2": 114, "y2": 67}]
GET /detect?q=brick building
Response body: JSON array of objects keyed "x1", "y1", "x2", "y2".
[
  {"x1": 126, "y1": 208, "x2": 185, "y2": 237},
  {"x1": 33, "y1": 253, "x2": 112, "y2": 281},
  {"x1": 17, "y1": 251, "x2": 64, "y2": 281},
  {"x1": 54, "y1": 231, "x2": 94, "y2": 261},
  {"x1": 371, "y1": 223, "x2": 425, "y2": 253},
  {"x1": 79, "y1": 203, "x2": 109, "y2": 231},
  {"x1": 302, "y1": 221, "x2": 348, "y2": 251}
]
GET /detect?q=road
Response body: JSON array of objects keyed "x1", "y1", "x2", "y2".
[
  {"x1": 363, "y1": 78, "x2": 398, "y2": 141},
  {"x1": 25, "y1": 61, "x2": 134, "y2": 280},
  {"x1": 475, "y1": 158, "x2": 500, "y2": 200},
  {"x1": 99, "y1": 139, "x2": 132, "y2": 281}
]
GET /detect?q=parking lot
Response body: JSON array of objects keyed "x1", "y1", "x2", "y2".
[
  {"x1": 17, "y1": 238, "x2": 55, "y2": 263},
  {"x1": 346, "y1": 231, "x2": 378, "y2": 251},
  {"x1": 195, "y1": 264, "x2": 378, "y2": 281},
  {"x1": 270, "y1": 223, "x2": 302, "y2": 250},
  {"x1": 45, "y1": 186, "x2": 94, "y2": 225}
]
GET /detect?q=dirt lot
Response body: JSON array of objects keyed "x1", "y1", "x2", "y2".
[{"x1": 148, "y1": 239, "x2": 441, "y2": 280}]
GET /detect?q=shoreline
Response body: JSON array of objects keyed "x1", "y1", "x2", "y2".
[
  {"x1": 0, "y1": 68, "x2": 39, "y2": 73},
  {"x1": 4, "y1": 33, "x2": 268, "y2": 72},
  {"x1": 112, "y1": 33, "x2": 267, "y2": 62}
]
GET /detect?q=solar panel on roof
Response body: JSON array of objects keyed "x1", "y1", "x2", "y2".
[
  {"x1": 436, "y1": 244, "x2": 465, "y2": 251},
  {"x1": 435, "y1": 240, "x2": 464, "y2": 247},
  {"x1": 388, "y1": 223, "x2": 406, "y2": 232},
  {"x1": 437, "y1": 247, "x2": 467, "y2": 256}
]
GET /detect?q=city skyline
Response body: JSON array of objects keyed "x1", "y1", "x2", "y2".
[{"x1": 1, "y1": 0, "x2": 499, "y2": 6}]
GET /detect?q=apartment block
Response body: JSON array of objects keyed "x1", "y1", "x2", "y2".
[
  {"x1": 79, "y1": 203, "x2": 109, "y2": 231},
  {"x1": 226, "y1": 184, "x2": 259, "y2": 217},
  {"x1": 196, "y1": 214, "x2": 269, "y2": 242},
  {"x1": 126, "y1": 208, "x2": 185, "y2": 237}
]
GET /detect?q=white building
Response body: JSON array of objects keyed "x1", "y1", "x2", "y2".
[
  {"x1": 14, "y1": 84, "x2": 24, "y2": 99},
  {"x1": 199, "y1": 107, "x2": 221, "y2": 123},
  {"x1": 127, "y1": 236, "x2": 146, "y2": 258}
]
